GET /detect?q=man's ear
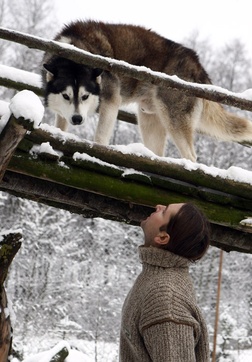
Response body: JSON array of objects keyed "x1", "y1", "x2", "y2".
[{"x1": 154, "y1": 231, "x2": 170, "y2": 246}]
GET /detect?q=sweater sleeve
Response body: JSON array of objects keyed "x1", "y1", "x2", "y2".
[{"x1": 142, "y1": 321, "x2": 196, "y2": 362}]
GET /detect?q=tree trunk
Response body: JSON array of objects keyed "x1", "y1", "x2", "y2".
[{"x1": 0, "y1": 232, "x2": 22, "y2": 361}]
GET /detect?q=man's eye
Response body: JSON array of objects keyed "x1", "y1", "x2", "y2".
[
  {"x1": 82, "y1": 94, "x2": 89, "y2": 101},
  {"x1": 62, "y1": 93, "x2": 70, "y2": 101}
]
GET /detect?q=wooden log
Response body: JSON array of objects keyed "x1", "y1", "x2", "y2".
[
  {"x1": 21, "y1": 127, "x2": 252, "y2": 201},
  {"x1": 0, "y1": 115, "x2": 30, "y2": 181},
  {"x1": 6, "y1": 149, "x2": 250, "y2": 228},
  {"x1": 1, "y1": 27, "x2": 252, "y2": 114},
  {"x1": 0, "y1": 231, "x2": 22, "y2": 362}
]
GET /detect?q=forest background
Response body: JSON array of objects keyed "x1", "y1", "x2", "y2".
[{"x1": 0, "y1": 0, "x2": 252, "y2": 361}]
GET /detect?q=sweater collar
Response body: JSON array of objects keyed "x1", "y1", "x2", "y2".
[{"x1": 139, "y1": 246, "x2": 190, "y2": 269}]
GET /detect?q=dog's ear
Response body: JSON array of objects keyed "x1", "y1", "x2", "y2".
[
  {"x1": 93, "y1": 68, "x2": 103, "y2": 84},
  {"x1": 93, "y1": 68, "x2": 103, "y2": 77},
  {"x1": 43, "y1": 63, "x2": 55, "y2": 82}
]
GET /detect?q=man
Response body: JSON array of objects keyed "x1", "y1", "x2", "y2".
[{"x1": 120, "y1": 203, "x2": 210, "y2": 361}]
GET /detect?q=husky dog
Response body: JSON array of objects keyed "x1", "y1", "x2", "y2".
[{"x1": 42, "y1": 20, "x2": 252, "y2": 161}]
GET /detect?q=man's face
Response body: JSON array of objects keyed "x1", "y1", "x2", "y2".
[{"x1": 141, "y1": 204, "x2": 185, "y2": 246}]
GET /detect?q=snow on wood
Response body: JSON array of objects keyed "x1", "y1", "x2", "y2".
[
  {"x1": 9, "y1": 90, "x2": 44, "y2": 128},
  {"x1": 1, "y1": 27, "x2": 252, "y2": 113},
  {"x1": 240, "y1": 217, "x2": 252, "y2": 227},
  {"x1": 0, "y1": 64, "x2": 42, "y2": 88}
]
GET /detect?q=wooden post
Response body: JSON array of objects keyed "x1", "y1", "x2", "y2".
[
  {"x1": 0, "y1": 115, "x2": 30, "y2": 181},
  {"x1": 0, "y1": 231, "x2": 22, "y2": 361},
  {"x1": 212, "y1": 250, "x2": 224, "y2": 362}
]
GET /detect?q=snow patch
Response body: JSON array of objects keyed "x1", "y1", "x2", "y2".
[
  {"x1": 0, "y1": 64, "x2": 42, "y2": 88},
  {"x1": 122, "y1": 168, "x2": 150, "y2": 179},
  {"x1": 0, "y1": 109, "x2": 11, "y2": 134},
  {"x1": 30, "y1": 142, "x2": 63, "y2": 158},
  {"x1": 23, "y1": 341, "x2": 70, "y2": 362},
  {"x1": 9, "y1": 90, "x2": 44, "y2": 127},
  {"x1": 240, "y1": 217, "x2": 252, "y2": 227},
  {"x1": 4, "y1": 307, "x2": 9, "y2": 319},
  {"x1": 73, "y1": 152, "x2": 119, "y2": 169},
  {"x1": 112, "y1": 143, "x2": 252, "y2": 185},
  {"x1": 112, "y1": 143, "x2": 157, "y2": 159},
  {"x1": 39, "y1": 123, "x2": 83, "y2": 143},
  {"x1": 0, "y1": 100, "x2": 10, "y2": 117},
  {"x1": 21, "y1": 340, "x2": 101, "y2": 362}
]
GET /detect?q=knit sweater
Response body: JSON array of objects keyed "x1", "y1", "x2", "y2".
[{"x1": 119, "y1": 246, "x2": 210, "y2": 362}]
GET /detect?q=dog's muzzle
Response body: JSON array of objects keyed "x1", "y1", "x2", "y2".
[{"x1": 71, "y1": 114, "x2": 83, "y2": 125}]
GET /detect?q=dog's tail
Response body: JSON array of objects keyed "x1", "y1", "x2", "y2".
[{"x1": 199, "y1": 99, "x2": 252, "y2": 144}]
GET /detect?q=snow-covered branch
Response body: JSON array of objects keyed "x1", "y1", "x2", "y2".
[{"x1": 1, "y1": 26, "x2": 252, "y2": 112}]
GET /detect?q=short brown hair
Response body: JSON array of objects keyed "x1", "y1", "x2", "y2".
[{"x1": 160, "y1": 203, "x2": 211, "y2": 261}]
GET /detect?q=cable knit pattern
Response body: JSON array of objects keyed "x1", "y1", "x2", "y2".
[{"x1": 119, "y1": 246, "x2": 210, "y2": 362}]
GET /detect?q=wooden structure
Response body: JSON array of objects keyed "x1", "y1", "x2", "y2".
[
  {"x1": 0, "y1": 110, "x2": 251, "y2": 253},
  {"x1": 0, "y1": 27, "x2": 251, "y2": 255}
]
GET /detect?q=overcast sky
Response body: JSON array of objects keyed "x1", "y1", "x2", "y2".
[{"x1": 54, "y1": 0, "x2": 252, "y2": 55}]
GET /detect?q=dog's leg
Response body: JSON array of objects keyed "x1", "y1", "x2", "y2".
[
  {"x1": 159, "y1": 111, "x2": 197, "y2": 161},
  {"x1": 156, "y1": 96, "x2": 200, "y2": 162},
  {"x1": 95, "y1": 95, "x2": 121, "y2": 145},
  {"x1": 55, "y1": 115, "x2": 68, "y2": 131},
  {"x1": 137, "y1": 109, "x2": 167, "y2": 156},
  {"x1": 169, "y1": 127, "x2": 197, "y2": 162}
]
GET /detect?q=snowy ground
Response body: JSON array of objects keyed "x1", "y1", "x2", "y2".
[
  {"x1": 9, "y1": 337, "x2": 252, "y2": 362},
  {"x1": 11, "y1": 338, "x2": 118, "y2": 362}
]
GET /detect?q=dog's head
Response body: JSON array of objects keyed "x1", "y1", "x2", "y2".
[{"x1": 43, "y1": 57, "x2": 102, "y2": 126}]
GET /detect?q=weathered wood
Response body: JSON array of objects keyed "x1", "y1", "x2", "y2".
[
  {"x1": 6, "y1": 148, "x2": 251, "y2": 228},
  {"x1": 49, "y1": 347, "x2": 69, "y2": 362},
  {"x1": 211, "y1": 224, "x2": 252, "y2": 254},
  {"x1": 21, "y1": 127, "x2": 252, "y2": 201},
  {"x1": 1, "y1": 27, "x2": 252, "y2": 115},
  {"x1": 0, "y1": 75, "x2": 43, "y2": 97},
  {"x1": 1, "y1": 171, "x2": 252, "y2": 253},
  {"x1": 0, "y1": 114, "x2": 251, "y2": 251},
  {"x1": 0, "y1": 115, "x2": 34, "y2": 181},
  {"x1": 0, "y1": 231, "x2": 22, "y2": 362},
  {"x1": 1, "y1": 170, "x2": 152, "y2": 224}
]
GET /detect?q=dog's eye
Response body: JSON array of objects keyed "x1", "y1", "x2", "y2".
[
  {"x1": 82, "y1": 94, "x2": 89, "y2": 101},
  {"x1": 62, "y1": 93, "x2": 70, "y2": 101}
]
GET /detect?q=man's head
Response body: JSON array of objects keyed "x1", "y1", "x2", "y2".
[{"x1": 141, "y1": 203, "x2": 210, "y2": 261}]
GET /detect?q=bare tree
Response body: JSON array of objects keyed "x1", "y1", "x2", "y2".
[{"x1": 0, "y1": 0, "x2": 58, "y2": 74}]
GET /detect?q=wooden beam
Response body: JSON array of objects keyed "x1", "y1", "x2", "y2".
[
  {"x1": 1, "y1": 171, "x2": 252, "y2": 253},
  {"x1": 1, "y1": 27, "x2": 252, "y2": 115}
]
